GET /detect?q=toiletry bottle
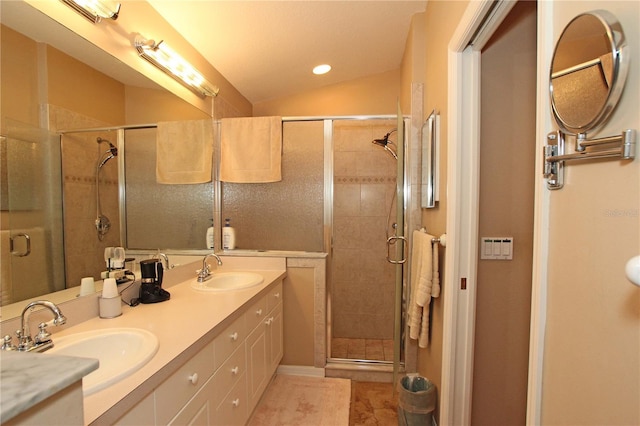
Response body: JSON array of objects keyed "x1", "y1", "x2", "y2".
[
  {"x1": 206, "y1": 219, "x2": 214, "y2": 249},
  {"x1": 222, "y1": 218, "x2": 236, "y2": 250}
]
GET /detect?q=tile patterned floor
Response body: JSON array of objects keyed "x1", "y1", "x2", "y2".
[
  {"x1": 349, "y1": 381, "x2": 398, "y2": 426},
  {"x1": 332, "y1": 338, "x2": 395, "y2": 361}
]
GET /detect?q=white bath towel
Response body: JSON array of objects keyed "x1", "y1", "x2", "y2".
[
  {"x1": 408, "y1": 230, "x2": 441, "y2": 348},
  {"x1": 409, "y1": 231, "x2": 433, "y2": 348},
  {"x1": 220, "y1": 116, "x2": 282, "y2": 183},
  {"x1": 156, "y1": 119, "x2": 214, "y2": 184}
]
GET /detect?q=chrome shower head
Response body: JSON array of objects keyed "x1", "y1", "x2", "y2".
[
  {"x1": 372, "y1": 129, "x2": 398, "y2": 160},
  {"x1": 97, "y1": 137, "x2": 118, "y2": 157}
]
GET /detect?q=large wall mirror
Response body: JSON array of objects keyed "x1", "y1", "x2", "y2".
[
  {"x1": 0, "y1": 2, "x2": 214, "y2": 312},
  {"x1": 549, "y1": 10, "x2": 629, "y2": 135}
]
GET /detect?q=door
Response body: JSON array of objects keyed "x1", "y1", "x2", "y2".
[{"x1": 1, "y1": 123, "x2": 64, "y2": 306}]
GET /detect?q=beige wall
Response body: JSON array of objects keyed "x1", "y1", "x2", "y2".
[
  {"x1": 253, "y1": 69, "x2": 399, "y2": 117},
  {"x1": 47, "y1": 46, "x2": 126, "y2": 126},
  {"x1": 0, "y1": 26, "x2": 40, "y2": 130},
  {"x1": 472, "y1": 2, "x2": 536, "y2": 424},
  {"x1": 540, "y1": 1, "x2": 640, "y2": 424},
  {"x1": 412, "y1": 1, "x2": 469, "y2": 413},
  {"x1": 125, "y1": 86, "x2": 209, "y2": 124}
]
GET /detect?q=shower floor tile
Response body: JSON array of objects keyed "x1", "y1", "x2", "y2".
[{"x1": 332, "y1": 338, "x2": 394, "y2": 361}]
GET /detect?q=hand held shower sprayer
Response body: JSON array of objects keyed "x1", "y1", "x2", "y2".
[{"x1": 95, "y1": 137, "x2": 117, "y2": 240}]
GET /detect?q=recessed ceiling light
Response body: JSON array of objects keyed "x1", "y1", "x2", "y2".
[{"x1": 313, "y1": 64, "x2": 332, "y2": 75}]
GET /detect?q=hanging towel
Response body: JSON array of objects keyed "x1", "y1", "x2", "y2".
[
  {"x1": 220, "y1": 116, "x2": 282, "y2": 183},
  {"x1": 156, "y1": 119, "x2": 213, "y2": 184},
  {"x1": 432, "y1": 242, "x2": 441, "y2": 298},
  {"x1": 409, "y1": 230, "x2": 433, "y2": 347}
]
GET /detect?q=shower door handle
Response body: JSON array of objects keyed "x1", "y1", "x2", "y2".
[
  {"x1": 386, "y1": 235, "x2": 407, "y2": 264},
  {"x1": 10, "y1": 233, "x2": 31, "y2": 257}
]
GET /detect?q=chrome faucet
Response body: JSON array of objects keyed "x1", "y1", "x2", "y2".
[
  {"x1": 156, "y1": 252, "x2": 172, "y2": 270},
  {"x1": 197, "y1": 253, "x2": 223, "y2": 283},
  {"x1": 2, "y1": 300, "x2": 67, "y2": 353}
]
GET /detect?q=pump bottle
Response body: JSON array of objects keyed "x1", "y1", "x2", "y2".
[{"x1": 222, "y1": 218, "x2": 236, "y2": 250}]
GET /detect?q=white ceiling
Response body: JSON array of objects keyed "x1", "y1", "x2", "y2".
[{"x1": 147, "y1": 1, "x2": 427, "y2": 104}]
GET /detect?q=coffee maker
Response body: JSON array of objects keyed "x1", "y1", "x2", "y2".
[{"x1": 139, "y1": 259, "x2": 170, "y2": 304}]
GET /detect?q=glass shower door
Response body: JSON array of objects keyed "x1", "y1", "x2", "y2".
[
  {"x1": 1, "y1": 124, "x2": 64, "y2": 306},
  {"x1": 329, "y1": 117, "x2": 402, "y2": 364}
]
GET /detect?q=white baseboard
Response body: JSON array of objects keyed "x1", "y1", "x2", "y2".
[{"x1": 276, "y1": 365, "x2": 326, "y2": 377}]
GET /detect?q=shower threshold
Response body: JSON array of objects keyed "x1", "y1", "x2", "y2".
[{"x1": 325, "y1": 359, "x2": 405, "y2": 383}]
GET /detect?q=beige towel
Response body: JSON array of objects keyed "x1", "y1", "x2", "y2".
[
  {"x1": 409, "y1": 230, "x2": 434, "y2": 347},
  {"x1": 156, "y1": 119, "x2": 213, "y2": 184},
  {"x1": 408, "y1": 230, "x2": 442, "y2": 348},
  {"x1": 220, "y1": 116, "x2": 282, "y2": 183},
  {"x1": 432, "y1": 243, "x2": 440, "y2": 298}
]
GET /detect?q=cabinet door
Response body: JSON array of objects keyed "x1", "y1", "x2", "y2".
[
  {"x1": 246, "y1": 324, "x2": 268, "y2": 411},
  {"x1": 214, "y1": 374, "x2": 248, "y2": 426},
  {"x1": 267, "y1": 303, "x2": 283, "y2": 374},
  {"x1": 168, "y1": 374, "x2": 216, "y2": 426}
]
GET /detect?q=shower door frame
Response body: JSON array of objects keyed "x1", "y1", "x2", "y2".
[{"x1": 322, "y1": 114, "x2": 412, "y2": 371}]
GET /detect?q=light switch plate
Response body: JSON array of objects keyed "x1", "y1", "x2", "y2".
[{"x1": 480, "y1": 237, "x2": 513, "y2": 260}]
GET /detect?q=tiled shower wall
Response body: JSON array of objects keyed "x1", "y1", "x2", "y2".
[
  {"x1": 331, "y1": 119, "x2": 397, "y2": 340},
  {"x1": 53, "y1": 105, "x2": 120, "y2": 287}
]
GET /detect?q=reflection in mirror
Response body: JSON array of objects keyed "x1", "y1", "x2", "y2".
[
  {"x1": 1, "y1": 9, "x2": 213, "y2": 312},
  {"x1": 550, "y1": 10, "x2": 628, "y2": 135}
]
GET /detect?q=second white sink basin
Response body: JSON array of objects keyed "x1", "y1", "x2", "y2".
[
  {"x1": 47, "y1": 328, "x2": 158, "y2": 395},
  {"x1": 191, "y1": 272, "x2": 264, "y2": 292}
]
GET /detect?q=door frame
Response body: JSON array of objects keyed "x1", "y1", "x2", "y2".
[{"x1": 439, "y1": 1, "x2": 550, "y2": 424}]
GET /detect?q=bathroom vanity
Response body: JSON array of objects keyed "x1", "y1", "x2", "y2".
[{"x1": 1, "y1": 257, "x2": 286, "y2": 425}]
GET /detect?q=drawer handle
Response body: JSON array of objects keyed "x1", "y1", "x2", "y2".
[
  {"x1": 230, "y1": 332, "x2": 238, "y2": 341},
  {"x1": 232, "y1": 398, "x2": 240, "y2": 407},
  {"x1": 231, "y1": 366, "x2": 239, "y2": 375},
  {"x1": 256, "y1": 309, "x2": 263, "y2": 316},
  {"x1": 274, "y1": 292, "x2": 280, "y2": 299},
  {"x1": 265, "y1": 318, "x2": 273, "y2": 326},
  {"x1": 188, "y1": 373, "x2": 199, "y2": 385}
]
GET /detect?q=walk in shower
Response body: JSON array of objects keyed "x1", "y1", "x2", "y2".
[
  {"x1": 54, "y1": 116, "x2": 410, "y2": 372},
  {"x1": 329, "y1": 119, "x2": 400, "y2": 365}
]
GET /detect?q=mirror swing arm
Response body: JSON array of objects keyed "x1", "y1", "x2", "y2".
[
  {"x1": 544, "y1": 129, "x2": 636, "y2": 190},
  {"x1": 543, "y1": 10, "x2": 636, "y2": 190}
]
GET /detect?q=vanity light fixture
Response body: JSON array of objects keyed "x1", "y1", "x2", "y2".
[
  {"x1": 313, "y1": 64, "x2": 332, "y2": 75},
  {"x1": 60, "y1": 0, "x2": 121, "y2": 23},
  {"x1": 134, "y1": 35, "x2": 219, "y2": 98}
]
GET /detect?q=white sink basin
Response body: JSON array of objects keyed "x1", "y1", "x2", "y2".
[
  {"x1": 191, "y1": 272, "x2": 264, "y2": 292},
  {"x1": 47, "y1": 328, "x2": 158, "y2": 395}
]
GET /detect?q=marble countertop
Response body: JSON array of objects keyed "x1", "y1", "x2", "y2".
[{"x1": 0, "y1": 351, "x2": 98, "y2": 422}]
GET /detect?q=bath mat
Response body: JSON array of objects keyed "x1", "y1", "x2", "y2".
[{"x1": 249, "y1": 375, "x2": 351, "y2": 426}]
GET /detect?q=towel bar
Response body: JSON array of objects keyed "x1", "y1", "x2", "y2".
[
  {"x1": 431, "y1": 234, "x2": 446, "y2": 247},
  {"x1": 419, "y1": 228, "x2": 447, "y2": 247}
]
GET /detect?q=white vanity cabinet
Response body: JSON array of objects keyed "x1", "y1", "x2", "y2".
[{"x1": 114, "y1": 280, "x2": 283, "y2": 426}]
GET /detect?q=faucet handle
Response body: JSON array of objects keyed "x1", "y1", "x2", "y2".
[
  {"x1": 34, "y1": 323, "x2": 52, "y2": 344},
  {"x1": 15, "y1": 329, "x2": 33, "y2": 351},
  {"x1": 1, "y1": 335, "x2": 17, "y2": 351}
]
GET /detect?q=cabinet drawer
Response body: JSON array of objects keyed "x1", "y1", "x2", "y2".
[
  {"x1": 266, "y1": 281, "x2": 283, "y2": 312},
  {"x1": 214, "y1": 373, "x2": 248, "y2": 426},
  {"x1": 168, "y1": 374, "x2": 216, "y2": 426},
  {"x1": 156, "y1": 341, "x2": 215, "y2": 425},
  {"x1": 214, "y1": 314, "x2": 246, "y2": 370},
  {"x1": 245, "y1": 295, "x2": 267, "y2": 331},
  {"x1": 214, "y1": 342, "x2": 246, "y2": 404}
]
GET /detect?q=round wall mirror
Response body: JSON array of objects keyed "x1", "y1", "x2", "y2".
[{"x1": 549, "y1": 10, "x2": 629, "y2": 135}]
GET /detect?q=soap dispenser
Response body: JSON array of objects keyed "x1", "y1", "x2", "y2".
[
  {"x1": 206, "y1": 219, "x2": 214, "y2": 249},
  {"x1": 222, "y1": 218, "x2": 236, "y2": 250}
]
